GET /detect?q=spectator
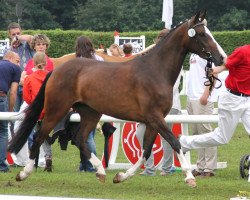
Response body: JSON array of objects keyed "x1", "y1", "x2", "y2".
[
  {"x1": 0, "y1": 51, "x2": 21, "y2": 172},
  {"x1": 109, "y1": 44, "x2": 124, "y2": 57},
  {"x1": 13, "y1": 34, "x2": 54, "y2": 169},
  {"x1": 186, "y1": 53, "x2": 219, "y2": 177},
  {"x1": 5, "y1": 22, "x2": 34, "y2": 112},
  {"x1": 180, "y1": 45, "x2": 250, "y2": 165},
  {"x1": 123, "y1": 43, "x2": 133, "y2": 57},
  {"x1": 21, "y1": 34, "x2": 53, "y2": 84},
  {"x1": 75, "y1": 36, "x2": 103, "y2": 172},
  {"x1": 23, "y1": 51, "x2": 53, "y2": 172}
]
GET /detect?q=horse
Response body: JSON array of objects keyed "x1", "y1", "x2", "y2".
[
  {"x1": 9, "y1": 11, "x2": 226, "y2": 187},
  {"x1": 51, "y1": 50, "x2": 138, "y2": 68}
]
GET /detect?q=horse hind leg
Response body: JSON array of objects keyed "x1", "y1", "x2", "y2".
[
  {"x1": 74, "y1": 104, "x2": 105, "y2": 182},
  {"x1": 150, "y1": 117, "x2": 196, "y2": 187},
  {"x1": 16, "y1": 104, "x2": 71, "y2": 181},
  {"x1": 113, "y1": 124, "x2": 158, "y2": 183}
]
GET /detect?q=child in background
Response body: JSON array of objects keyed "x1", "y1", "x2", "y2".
[{"x1": 23, "y1": 51, "x2": 52, "y2": 172}]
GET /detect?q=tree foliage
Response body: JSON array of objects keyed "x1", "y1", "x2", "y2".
[{"x1": 0, "y1": 0, "x2": 249, "y2": 31}]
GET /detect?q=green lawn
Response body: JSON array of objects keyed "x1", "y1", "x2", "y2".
[{"x1": 0, "y1": 122, "x2": 250, "y2": 200}]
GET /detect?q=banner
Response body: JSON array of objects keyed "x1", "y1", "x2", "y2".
[{"x1": 162, "y1": 0, "x2": 173, "y2": 29}]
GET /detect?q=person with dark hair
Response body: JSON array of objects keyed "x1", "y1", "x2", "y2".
[
  {"x1": 0, "y1": 51, "x2": 21, "y2": 172},
  {"x1": 123, "y1": 43, "x2": 133, "y2": 57},
  {"x1": 75, "y1": 36, "x2": 103, "y2": 61},
  {"x1": 75, "y1": 36, "x2": 103, "y2": 172},
  {"x1": 5, "y1": 22, "x2": 34, "y2": 112}
]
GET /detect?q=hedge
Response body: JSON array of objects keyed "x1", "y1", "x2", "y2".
[{"x1": 0, "y1": 29, "x2": 249, "y2": 68}]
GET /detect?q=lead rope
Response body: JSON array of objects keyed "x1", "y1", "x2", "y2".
[{"x1": 204, "y1": 58, "x2": 222, "y2": 94}]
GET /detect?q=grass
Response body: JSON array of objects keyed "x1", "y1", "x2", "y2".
[{"x1": 0, "y1": 96, "x2": 250, "y2": 200}]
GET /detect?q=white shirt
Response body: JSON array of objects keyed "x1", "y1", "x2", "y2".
[
  {"x1": 172, "y1": 72, "x2": 181, "y2": 110},
  {"x1": 186, "y1": 54, "x2": 219, "y2": 102},
  {"x1": 93, "y1": 54, "x2": 104, "y2": 61}
]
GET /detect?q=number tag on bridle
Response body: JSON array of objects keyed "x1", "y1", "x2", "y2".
[{"x1": 188, "y1": 28, "x2": 196, "y2": 37}]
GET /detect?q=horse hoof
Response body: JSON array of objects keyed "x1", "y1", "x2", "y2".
[
  {"x1": 113, "y1": 172, "x2": 124, "y2": 184},
  {"x1": 185, "y1": 178, "x2": 197, "y2": 188},
  {"x1": 15, "y1": 173, "x2": 23, "y2": 181},
  {"x1": 96, "y1": 173, "x2": 106, "y2": 183}
]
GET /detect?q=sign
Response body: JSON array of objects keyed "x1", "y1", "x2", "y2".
[
  {"x1": 121, "y1": 122, "x2": 163, "y2": 168},
  {"x1": 0, "y1": 39, "x2": 10, "y2": 58},
  {"x1": 114, "y1": 35, "x2": 145, "y2": 54}
]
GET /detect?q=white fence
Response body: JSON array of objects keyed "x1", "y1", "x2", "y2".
[{"x1": 0, "y1": 111, "x2": 227, "y2": 170}]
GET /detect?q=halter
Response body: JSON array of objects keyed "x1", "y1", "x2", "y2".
[
  {"x1": 187, "y1": 20, "x2": 222, "y2": 93},
  {"x1": 204, "y1": 58, "x2": 222, "y2": 94}
]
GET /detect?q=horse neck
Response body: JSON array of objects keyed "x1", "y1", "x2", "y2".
[{"x1": 147, "y1": 26, "x2": 188, "y2": 85}]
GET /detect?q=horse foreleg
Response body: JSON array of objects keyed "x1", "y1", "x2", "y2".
[
  {"x1": 150, "y1": 117, "x2": 196, "y2": 187},
  {"x1": 89, "y1": 152, "x2": 106, "y2": 182},
  {"x1": 113, "y1": 125, "x2": 157, "y2": 183},
  {"x1": 176, "y1": 150, "x2": 196, "y2": 188},
  {"x1": 76, "y1": 105, "x2": 105, "y2": 182}
]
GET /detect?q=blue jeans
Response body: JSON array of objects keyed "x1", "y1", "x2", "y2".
[
  {"x1": 28, "y1": 123, "x2": 52, "y2": 160},
  {"x1": 14, "y1": 85, "x2": 23, "y2": 112},
  {"x1": 0, "y1": 96, "x2": 9, "y2": 172},
  {"x1": 79, "y1": 130, "x2": 97, "y2": 172}
]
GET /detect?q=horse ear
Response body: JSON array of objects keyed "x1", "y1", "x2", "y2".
[
  {"x1": 199, "y1": 10, "x2": 207, "y2": 22},
  {"x1": 194, "y1": 10, "x2": 201, "y2": 23}
]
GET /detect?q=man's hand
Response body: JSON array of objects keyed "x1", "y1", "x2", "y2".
[{"x1": 11, "y1": 36, "x2": 21, "y2": 48}]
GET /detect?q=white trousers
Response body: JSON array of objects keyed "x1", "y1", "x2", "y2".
[
  {"x1": 180, "y1": 90, "x2": 250, "y2": 150},
  {"x1": 10, "y1": 102, "x2": 46, "y2": 167}
]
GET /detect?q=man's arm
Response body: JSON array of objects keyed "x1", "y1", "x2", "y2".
[
  {"x1": 8, "y1": 82, "x2": 18, "y2": 112},
  {"x1": 212, "y1": 65, "x2": 227, "y2": 74},
  {"x1": 11, "y1": 34, "x2": 33, "y2": 48}
]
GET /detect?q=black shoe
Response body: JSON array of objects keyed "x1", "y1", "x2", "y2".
[
  {"x1": 44, "y1": 159, "x2": 52, "y2": 172},
  {"x1": 192, "y1": 169, "x2": 202, "y2": 177},
  {"x1": 201, "y1": 172, "x2": 215, "y2": 178}
]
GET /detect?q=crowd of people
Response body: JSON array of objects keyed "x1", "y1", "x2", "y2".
[{"x1": 0, "y1": 21, "x2": 249, "y2": 184}]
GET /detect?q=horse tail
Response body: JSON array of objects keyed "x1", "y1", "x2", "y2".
[{"x1": 8, "y1": 72, "x2": 52, "y2": 154}]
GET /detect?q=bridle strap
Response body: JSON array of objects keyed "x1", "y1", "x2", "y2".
[
  {"x1": 188, "y1": 20, "x2": 222, "y2": 93},
  {"x1": 204, "y1": 58, "x2": 222, "y2": 94}
]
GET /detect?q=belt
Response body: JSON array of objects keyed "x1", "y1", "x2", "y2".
[
  {"x1": 227, "y1": 88, "x2": 250, "y2": 97},
  {"x1": 0, "y1": 91, "x2": 7, "y2": 97}
]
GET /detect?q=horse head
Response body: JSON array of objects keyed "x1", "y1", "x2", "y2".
[{"x1": 186, "y1": 10, "x2": 226, "y2": 66}]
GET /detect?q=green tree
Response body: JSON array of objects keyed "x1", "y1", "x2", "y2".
[
  {"x1": 0, "y1": 0, "x2": 17, "y2": 30},
  {"x1": 215, "y1": 7, "x2": 248, "y2": 31},
  {"x1": 20, "y1": 0, "x2": 62, "y2": 29},
  {"x1": 74, "y1": 0, "x2": 164, "y2": 32}
]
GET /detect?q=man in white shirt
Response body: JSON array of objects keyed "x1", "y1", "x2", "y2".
[{"x1": 186, "y1": 53, "x2": 219, "y2": 177}]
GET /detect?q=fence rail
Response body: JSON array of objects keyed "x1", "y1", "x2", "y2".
[{"x1": 1, "y1": 111, "x2": 227, "y2": 170}]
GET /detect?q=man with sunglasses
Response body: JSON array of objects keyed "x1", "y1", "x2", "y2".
[{"x1": 4, "y1": 22, "x2": 34, "y2": 112}]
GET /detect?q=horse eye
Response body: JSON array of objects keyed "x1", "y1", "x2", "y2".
[{"x1": 198, "y1": 32, "x2": 205, "y2": 36}]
